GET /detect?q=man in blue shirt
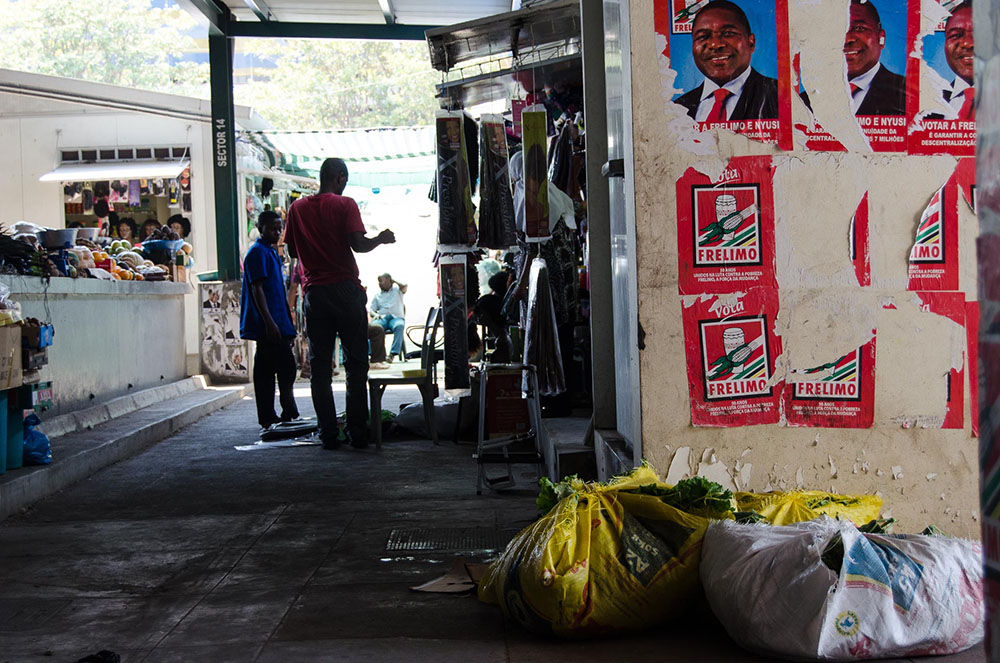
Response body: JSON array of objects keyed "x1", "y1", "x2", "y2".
[
  {"x1": 370, "y1": 273, "x2": 407, "y2": 361},
  {"x1": 241, "y1": 211, "x2": 299, "y2": 430}
]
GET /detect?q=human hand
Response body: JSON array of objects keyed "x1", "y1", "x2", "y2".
[
  {"x1": 378, "y1": 229, "x2": 396, "y2": 244},
  {"x1": 265, "y1": 321, "x2": 281, "y2": 344}
]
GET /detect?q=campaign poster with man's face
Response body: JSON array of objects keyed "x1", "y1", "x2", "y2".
[
  {"x1": 909, "y1": 0, "x2": 975, "y2": 155},
  {"x1": 654, "y1": 0, "x2": 792, "y2": 149},
  {"x1": 796, "y1": 0, "x2": 916, "y2": 152}
]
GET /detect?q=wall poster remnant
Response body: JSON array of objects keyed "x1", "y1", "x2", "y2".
[
  {"x1": 967, "y1": 300, "x2": 979, "y2": 437},
  {"x1": 851, "y1": 192, "x2": 872, "y2": 287},
  {"x1": 908, "y1": 0, "x2": 975, "y2": 156},
  {"x1": 795, "y1": 0, "x2": 917, "y2": 152},
  {"x1": 917, "y1": 291, "x2": 965, "y2": 429},
  {"x1": 907, "y1": 161, "x2": 965, "y2": 291},
  {"x1": 655, "y1": 0, "x2": 793, "y2": 149},
  {"x1": 782, "y1": 335, "x2": 877, "y2": 428},
  {"x1": 676, "y1": 155, "x2": 776, "y2": 294},
  {"x1": 682, "y1": 288, "x2": 783, "y2": 426}
]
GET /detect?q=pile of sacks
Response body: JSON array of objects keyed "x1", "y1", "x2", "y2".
[{"x1": 478, "y1": 465, "x2": 983, "y2": 660}]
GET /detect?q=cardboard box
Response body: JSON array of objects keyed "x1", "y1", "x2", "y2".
[
  {"x1": 22, "y1": 348, "x2": 47, "y2": 371},
  {"x1": 0, "y1": 325, "x2": 23, "y2": 389},
  {"x1": 13, "y1": 381, "x2": 53, "y2": 413},
  {"x1": 169, "y1": 264, "x2": 187, "y2": 283},
  {"x1": 21, "y1": 321, "x2": 54, "y2": 349}
]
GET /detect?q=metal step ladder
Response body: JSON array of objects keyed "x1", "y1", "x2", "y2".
[{"x1": 474, "y1": 363, "x2": 545, "y2": 494}]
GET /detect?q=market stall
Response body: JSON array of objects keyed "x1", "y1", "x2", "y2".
[{"x1": 424, "y1": 0, "x2": 593, "y2": 483}]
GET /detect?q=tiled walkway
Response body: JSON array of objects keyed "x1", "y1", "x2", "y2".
[{"x1": 0, "y1": 385, "x2": 988, "y2": 662}]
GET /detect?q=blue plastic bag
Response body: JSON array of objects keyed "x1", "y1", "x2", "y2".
[{"x1": 23, "y1": 413, "x2": 51, "y2": 465}]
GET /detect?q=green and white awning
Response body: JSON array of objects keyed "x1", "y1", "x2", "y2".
[{"x1": 241, "y1": 126, "x2": 435, "y2": 188}]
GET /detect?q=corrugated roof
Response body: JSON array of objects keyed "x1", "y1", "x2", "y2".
[{"x1": 214, "y1": 0, "x2": 512, "y2": 25}]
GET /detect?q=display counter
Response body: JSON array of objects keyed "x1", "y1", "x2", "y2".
[{"x1": 0, "y1": 275, "x2": 190, "y2": 417}]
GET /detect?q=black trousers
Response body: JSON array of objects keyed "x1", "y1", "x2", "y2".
[
  {"x1": 253, "y1": 338, "x2": 299, "y2": 427},
  {"x1": 304, "y1": 282, "x2": 370, "y2": 443}
]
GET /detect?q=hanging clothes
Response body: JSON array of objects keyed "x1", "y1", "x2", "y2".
[{"x1": 523, "y1": 257, "x2": 566, "y2": 396}]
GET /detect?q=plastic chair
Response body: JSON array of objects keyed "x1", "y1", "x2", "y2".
[{"x1": 369, "y1": 307, "x2": 442, "y2": 450}]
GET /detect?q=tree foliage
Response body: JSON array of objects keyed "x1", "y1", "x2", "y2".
[
  {"x1": 0, "y1": 1, "x2": 441, "y2": 130},
  {"x1": 233, "y1": 39, "x2": 440, "y2": 130},
  {"x1": 0, "y1": 0, "x2": 209, "y2": 95}
]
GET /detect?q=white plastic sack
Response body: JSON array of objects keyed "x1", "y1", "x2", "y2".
[{"x1": 700, "y1": 517, "x2": 983, "y2": 661}]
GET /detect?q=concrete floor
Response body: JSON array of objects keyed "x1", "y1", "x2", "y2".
[{"x1": 0, "y1": 384, "x2": 989, "y2": 662}]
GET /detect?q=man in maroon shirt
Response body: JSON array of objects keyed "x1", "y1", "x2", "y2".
[{"x1": 285, "y1": 158, "x2": 395, "y2": 449}]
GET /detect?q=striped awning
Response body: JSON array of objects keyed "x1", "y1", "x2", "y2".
[{"x1": 241, "y1": 126, "x2": 435, "y2": 188}]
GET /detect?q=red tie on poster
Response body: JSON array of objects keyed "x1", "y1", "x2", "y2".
[
  {"x1": 675, "y1": 155, "x2": 777, "y2": 295},
  {"x1": 959, "y1": 89, "x2": 975, "y2": 120},
  {"x1": 708, "y1": 89, "x2": 732, "y2": 122},
  {"x1": 681, "y1": 287, "x2": 783, "y2": 427}
]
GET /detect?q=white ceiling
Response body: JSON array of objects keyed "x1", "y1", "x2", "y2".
[{"x1": 219, "y1": 0, "x2": 514, "y2": 25}]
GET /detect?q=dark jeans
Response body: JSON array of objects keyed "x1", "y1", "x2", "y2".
[
  {"x1": 253, "y1": 338, "x2": 299, "y2": 427},
  {"x1": 304, "y1": 282, "x2": 370, "y2": 442}
]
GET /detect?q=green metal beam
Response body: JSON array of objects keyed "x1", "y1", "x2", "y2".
[
  {"x1": 226, "y1": 21, "x2": 436, "y2": 40},
  {"x1": 209, "y1": 33, "x2": 241, "y2": 281}
]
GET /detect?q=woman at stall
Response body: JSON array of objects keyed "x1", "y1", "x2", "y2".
[
  {"x1": 140, "y1": 218, "x2": 160, "y2": 241},
  {"x1": 167, "y1": 214, "x2": 191, "y2": 239},
  {"x1": 116, "y1": 217, "x2": 137, "y2": 243}
]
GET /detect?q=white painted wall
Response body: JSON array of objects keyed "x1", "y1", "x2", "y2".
[{"x1": 0, "y1": 88, "x2": 241, "y2": 369}]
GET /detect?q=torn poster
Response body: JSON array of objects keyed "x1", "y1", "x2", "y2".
[
  {"x1": 851, "y1": 192, "x2": 871, "y2": 287},
  {"x1": 954, "y1": 156, "x2": 975, "y2": 211},
  {"x1": 908, "y1": 0, "x2": 975, "y2": 156},
  {"x1": 676, "y1": 155, "x2": 776, "y2": 294},
  {"x1": 682, "y1": 288, "x2": 783, "y2": 426},
  {"x1": 793, "y1": 0, "x2": 917, "y2": 152},
  {"x1": 783, "y1": 335, "x2": 876, "y2": 428},
  {"x1": 967, "y1": 300, "x2": 979, "y2": 437},
  {"x1": 655, "y1": 0, "x2": 792, "y2": 149},
  {"x1": 440, "y1": 255, "x2": 471, "y2": 395},
  {"x1": 917, "y1": 291, "x2": 965, "y2": 429},
  {"x1": 907, "y1": 167, "x2": 960, "y2": 291},
  {"x1": 521, "y1": 106, "x2": 550, "y2": 242}
]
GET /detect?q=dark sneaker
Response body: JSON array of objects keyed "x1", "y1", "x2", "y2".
[{"x1": 321, "y1": 436, "x2": 341, "y2": 450}]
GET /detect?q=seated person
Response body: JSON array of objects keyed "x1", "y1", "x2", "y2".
[
  {"x1": 370, "y1": 273, "x2": 407, "y2": 361},
  {"x1": 116, "y1": 217, "x2": 137, "y2": 243},
  {"x1": 167, "y1": 214, "x2": 192, "y2": 239}
]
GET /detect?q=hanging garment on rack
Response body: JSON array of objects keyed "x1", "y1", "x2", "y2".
[
  {"x1": 435, "y1": 110, "x2": 477, "y2": 248},
  {"x1": 478, "y1": 114, "x2": 517, "y2": 250},
  {"x1": 440, "y1": 254, "x2": 471, "y2": 394},
  {"x1": 523, "y1": 258, "x2": 566, "y2": 396}
]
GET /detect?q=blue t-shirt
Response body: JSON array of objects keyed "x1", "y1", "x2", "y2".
[{"x1": 240, "y1": 240, "x2": 296, "y2": 340}]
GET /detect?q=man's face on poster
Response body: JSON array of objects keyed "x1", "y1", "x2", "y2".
[
  {"x1": 944, "y1": 5, "x2": 974, "y2": 86},
  {"x1": 844, "y1": 2, "x2": 885, "y2": 79},
  {"x1": 691, "y1": 6, "x2": 756, "y2": 86}
]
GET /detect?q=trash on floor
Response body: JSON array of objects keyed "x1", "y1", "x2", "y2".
[
  {"x1": 410, "y1": 557, "x2": 489, "y2": 593},
  {"x1": 259, "y1": 418, "x2": 318, "y2": 441},
  {"x1": 700, "y1": 517, "x2": 984, "y2": 661},
  {"x1": 234, "y1": 436, "x2": 321, "y2": 451},
  {"x1": 478, "y1": 464, "x2": 885, "y2": 638}
]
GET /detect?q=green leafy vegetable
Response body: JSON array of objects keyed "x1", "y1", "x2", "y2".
[
  {"x1": 626, "y1": 476, "x2": 736, "y2": 517},
  {"x1": 536, "y1": 475, "x2": 581, "y2": 515}
]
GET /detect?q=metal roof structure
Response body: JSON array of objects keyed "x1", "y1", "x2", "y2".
[{"x1": 177, "y1": 0, "x2": 516, "y2": 39}]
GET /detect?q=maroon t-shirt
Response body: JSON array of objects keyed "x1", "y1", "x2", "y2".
[{"x1": 285, "y1": 193, "x2": 365, "y2": 290}]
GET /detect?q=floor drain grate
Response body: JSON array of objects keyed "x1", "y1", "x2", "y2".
[{"x1": 385, "y1": 527, "x2": 518, "y2": 552}]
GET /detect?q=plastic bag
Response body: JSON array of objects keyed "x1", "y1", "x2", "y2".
[
  {"x1": 700, "y1": 518, "x2": 983, "y2": 661},
  {"x1": 478, "y1": 466, "x2": 710, "y2": 637},
  {"x1": 23, "y1": 413, "x2": 51, "y2": 465},
  {"x1": 0, "y1": 283, "x2": 23, "y2": 327},
  {"x1": 735, "y1": 490, "x2": 881, "y2": 526}
]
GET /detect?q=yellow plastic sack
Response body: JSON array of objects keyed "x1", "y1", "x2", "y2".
[
  {"x1": 735, "y1": 490, "x2": 881, "y2": 526},
  {"x1": 477, "y1": 466, "x2": 710, "y2": 637}
]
